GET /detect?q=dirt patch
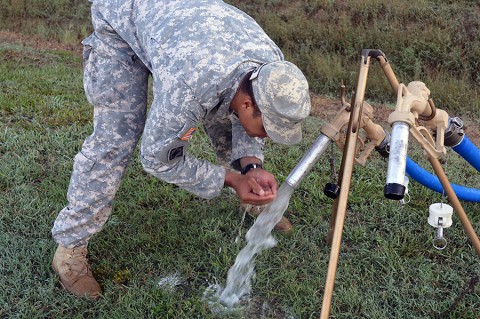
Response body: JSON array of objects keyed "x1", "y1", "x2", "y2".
[
  {"x1": 1, "y1": 29, "x2": 479, "y2": 145},
  {"x1": 0, "y1": 30, "x2": 80, "y2": 52}
]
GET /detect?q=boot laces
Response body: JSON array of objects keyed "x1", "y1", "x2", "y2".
[{"x1": 66, "y1": 247, "x2": 92, "y2": 277}]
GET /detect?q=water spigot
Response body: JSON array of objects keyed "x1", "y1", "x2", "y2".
[
  {"x1": 384, "y1": 82, "x2": 431, "y2": 200},
  {"x1": 285, "y1": 134, "x2": 331, "y2": 189}
]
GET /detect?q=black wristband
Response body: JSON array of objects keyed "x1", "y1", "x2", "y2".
[{"x1": 240, "y1": 163, "x2": 263, "y2": 175}]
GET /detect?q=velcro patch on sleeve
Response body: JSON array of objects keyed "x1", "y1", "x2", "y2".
[{"x1": 168, "y1": 146, "x2": 185, "y2": 161}]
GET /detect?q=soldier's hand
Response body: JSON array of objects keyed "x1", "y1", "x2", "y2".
[{"x1": 224, "y1": 170, "x2": 277, "y2": 205}]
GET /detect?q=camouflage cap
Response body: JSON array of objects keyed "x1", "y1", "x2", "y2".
[{"x1": 250, "y1": 61, "x2": 311, "y2": 145}]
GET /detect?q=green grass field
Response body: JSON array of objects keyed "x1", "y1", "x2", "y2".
[{"x1": 1, "y1": 1, "x2": 480, "y2": 318}]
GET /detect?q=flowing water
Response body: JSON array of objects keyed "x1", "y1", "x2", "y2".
[{"x1": 213, "y1": 183, "x2": 295, "y2": 308}]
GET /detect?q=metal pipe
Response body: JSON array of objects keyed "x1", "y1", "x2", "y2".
[
  {"x1": 384, "y1": 122, "x2": 410, "y2": 199},
  {"x1": 376, "y1": 55, "x2": 400, "y2": 94},
  {"x1": 285, "y1": 134, "x2": 331, "y2": 189}
]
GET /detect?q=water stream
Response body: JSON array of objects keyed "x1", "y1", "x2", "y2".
[{"x1": 215, "y1": 183, "x2": 295, "y2": 308}]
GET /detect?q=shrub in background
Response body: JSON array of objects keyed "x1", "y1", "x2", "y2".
[{"x1": 1, "y1": 0, "x2": 478, "y2": 115}]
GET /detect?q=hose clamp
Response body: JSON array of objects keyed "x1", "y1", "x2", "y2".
[{"x1": 444, "y1": 117, "x2": 464, "y2": 147}]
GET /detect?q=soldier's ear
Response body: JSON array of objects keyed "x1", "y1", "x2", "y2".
[
  {"x1": 230, "y1": 86, "x2": 255, "y2": 116},
  {"x1": 239, "y1": 93, "x2": 255, "y2": 114}
]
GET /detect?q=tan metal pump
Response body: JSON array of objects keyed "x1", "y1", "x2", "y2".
[
  {"x1": 282, "y1": 49, "x2": 480, "y2": 319},
  {"x1": 319, "y1": 49, "x2": 480, "y2": 319}
]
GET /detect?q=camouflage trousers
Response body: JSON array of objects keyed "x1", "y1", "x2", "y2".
[{"x1": 51, "y1": 13, "x2": 150, "y2": 248}]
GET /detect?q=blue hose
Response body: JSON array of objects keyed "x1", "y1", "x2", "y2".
[
  {"x1": 406, "y1": 157, "x2": 480, "y2": 202},
  {"x1": 452, "y1": 135, "x2": 480, "y2": 172}
]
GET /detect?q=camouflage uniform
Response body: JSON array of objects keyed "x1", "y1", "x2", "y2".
[{"x1": 52, "y1": 0, "x2": 284, "y2": 248}]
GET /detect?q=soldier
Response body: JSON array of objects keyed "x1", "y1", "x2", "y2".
[{"x1": 51, "y1": 0, "x2": 311, "y2": 300}]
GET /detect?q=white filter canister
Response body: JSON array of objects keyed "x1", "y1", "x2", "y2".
[{"x1": 428, "y1": 203, "x2": 453, "y2": 228}]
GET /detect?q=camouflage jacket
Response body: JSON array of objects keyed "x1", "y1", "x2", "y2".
[{"x1": 87, "y1": 0, "x2": 284, "y2": 198}]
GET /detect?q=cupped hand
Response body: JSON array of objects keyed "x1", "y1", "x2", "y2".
[{"x1": 225, "y1": 169, "x2": 278, "y2": 205}]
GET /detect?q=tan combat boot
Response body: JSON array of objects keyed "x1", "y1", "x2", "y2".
[
  {"x1": 52, "y1": 245, "x2": 101, "y2": 300},
  {"x1": 241, "y1": 204, "x2": 293, "y2": 233}
]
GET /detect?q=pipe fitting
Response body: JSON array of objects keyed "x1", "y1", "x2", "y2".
[
  {"x1": 375, "y1": 130, "x2": 391, "y2": 158},
  {"x1": 444, "y1": 117, "x2": 465, "y2": 147},
  {"x1": 285, "y1": 134, "x2": 331, "y2": 189}
]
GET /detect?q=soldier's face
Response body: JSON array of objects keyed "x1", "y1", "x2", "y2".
[
  {"x1": 242, "y1": 113, "x2": 268, "y2": 139},
  {"x1": 235, "y1": 107, "x2": 268, "y2": 139},
  {"x1": 230, "y1": 88, "x2": 268, "y2": 139}
]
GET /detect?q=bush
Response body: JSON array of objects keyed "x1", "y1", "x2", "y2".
[
  {"x1": 228, "y1": 0, "x2": 480, "y2": 116},
  {"x1": 1, "y1": 0, "x2": 479, "y2": 115}
]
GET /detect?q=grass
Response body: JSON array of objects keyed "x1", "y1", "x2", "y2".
[{"x1": 1, "y1": 33, "x2": 480, "y2": 318}]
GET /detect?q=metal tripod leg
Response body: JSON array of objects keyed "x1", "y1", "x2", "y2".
[
  {"x1": 320, "y1": 51, "x2": 372, "y2": 319},
  {"x1": 320, "y1": 116, "x2": 359, "y2": 319}
]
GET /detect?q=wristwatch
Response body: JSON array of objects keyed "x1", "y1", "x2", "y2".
[{"x1": 240, "y1": 163, "x2": 263, "y2": 175}]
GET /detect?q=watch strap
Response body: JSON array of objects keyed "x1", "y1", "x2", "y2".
[{"x1": 240, "y1": 163, "x2": 263, "y2": 175}]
